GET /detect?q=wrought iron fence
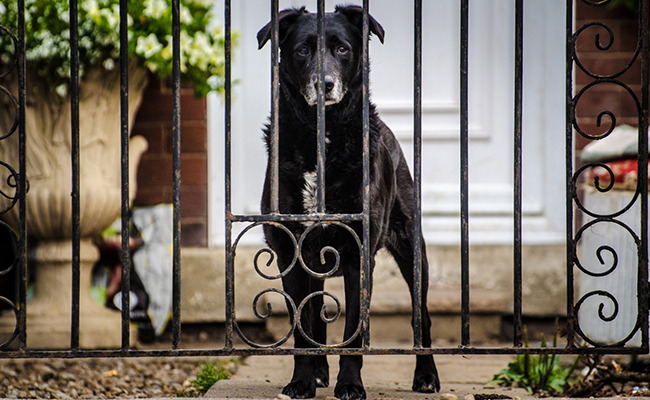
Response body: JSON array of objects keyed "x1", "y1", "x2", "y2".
[{"x1": 0, "y1": 0, "x2": 648, "y2": 358}]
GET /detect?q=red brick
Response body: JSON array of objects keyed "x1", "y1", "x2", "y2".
[
  {"x1": 133, "y1": 187, "x2": 166, "y2": 207},
  {"x1": 574, "y1": 53, "x2": 638, "y2": 78},
  {"x1": 619, "y1": 86, "x2": 643, "y2": 118},
  {"x1": 618, "y1": 19, "x2": 640, "y2": 52},
  {"x1": 574, "y1": 84, "x2": 621, "y2": 121},
  {"x1": 163, "y1": 124, "x2": 208, "y2": 154},
  {"x1": 135, "y1": 91, "x2": 174, "y2": 122},
  {"x1": 180, "y1": 187, "x2": 208, "y2": 218},
  {"x1": 181, "y1": 222, "x2": 207, "y2": 247},
  {"x1": 617, "y1": 59, "x2": 642, "y2": 86},
  {"x1": 181, "y1": 95, "x2": 207, "y2": 121},
  {"x1": 180, "y1": 156, "x2": 207, "y2": 186},
  {"x1": 137, "y1": 156, "x2": 173, "y2": 186},
  {"x1": 131, "y1": 122, "x2": 165, "y2": 154}
]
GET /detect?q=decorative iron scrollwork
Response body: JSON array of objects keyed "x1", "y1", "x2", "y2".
[
  {"x1": 0, "y1": 296, "x2": 18, "y2": 350},
  {"x1": 231, "y1": 220, "x2": 363, "y2": 348},
  {"x1": 0, "y1": 21, "x2": 21, "y2": 350},
  {"x1": 571, "y1": 0, "x2": 646, "y2": 348}
]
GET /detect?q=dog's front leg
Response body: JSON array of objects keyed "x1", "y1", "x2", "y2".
[
  {"x1": 308, "y1": 278, "x2": 330, "y2": 388},
  {"x1": 282, "y1": 267, "x2": 319, "y2": 399},
  {"x1": 334, "y1": 262, "x2": 367, "y2": 400}
]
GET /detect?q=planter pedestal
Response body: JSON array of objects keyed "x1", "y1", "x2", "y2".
[{"x1": 0, "y1": 240, "x2": 135, "y2": 349}]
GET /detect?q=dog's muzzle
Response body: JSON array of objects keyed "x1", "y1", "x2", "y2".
[{"x1": 302, "y1": 75, "x2": 346, "y2": 106}]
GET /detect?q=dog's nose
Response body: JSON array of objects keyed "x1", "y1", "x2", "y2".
[{"x1": 324, "y1": 78, "x2": 335, "y2": 93}]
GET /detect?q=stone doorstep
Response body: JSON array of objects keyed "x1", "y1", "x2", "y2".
[
  {"x1": 180, "y1": 247, "x2": 512, "y2": 324},
  {"x1": 178, "y1": 244, "x2": 568, "y2": 345}
]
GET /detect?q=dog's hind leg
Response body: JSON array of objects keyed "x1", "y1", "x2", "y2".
[{"x1": 387, "y1": 218, "x2": 441, "y2": 393}]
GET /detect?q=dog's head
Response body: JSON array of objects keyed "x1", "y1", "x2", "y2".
[{"x1": 257, "y1": 5, "x2": 384, "y2": 106}]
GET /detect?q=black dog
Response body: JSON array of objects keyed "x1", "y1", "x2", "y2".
[{"x1": 257, "y1": 5, "x2": 440, "y2": 400}]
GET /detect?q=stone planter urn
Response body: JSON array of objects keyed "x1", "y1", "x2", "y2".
[{"x1": 0, "y1": 64, "x2": 149, "y2": 349}]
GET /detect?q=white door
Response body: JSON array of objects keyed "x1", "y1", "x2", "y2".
[{"x1": 207, "y1": 0, "x2": 566, "y2": 247}]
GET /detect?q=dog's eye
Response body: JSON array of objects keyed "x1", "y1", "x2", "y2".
[
  {"x1": 337, "y1": 46, "x2": 348, "y2": 55},
  {"x1": 298, "y1": 46, "x2": 309, "y2": 56}
]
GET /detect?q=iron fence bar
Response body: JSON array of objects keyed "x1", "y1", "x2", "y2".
[
  {"x1": 638, "y1": 0, "x2": 649, "y2": 350},
  {"x1": 412, "y1": 0, "x2": 423, "y2": 349},
  {"x1": 2, "y1": 345, "x2": 648, "y2": 359},
  {"x1": 316, "y1": 0, "x2": 326, "y2": 213},
  {"x1": 269, "y1": 0, "x2": 280, "y2": 214},
  {"x1": 69, "y1": 0, "x2": 81, "y2": 352},
  {"x1": 513, "y1": 0, "x2": 523, "y2": 348},
  {"x1": 224, "y1": 0, "x2": 234, "y2": 350},
  {"x1": 119, "y1": 0, "x2": 131, "y2": 352},
  {"x1": 361, "y1": 0, "x2": 371, "y2": 349},
  {"x1": 460, "y1": 0, "x2": 470, "y2": 347},
  {"x1": 17, "y1": 0, "x2": 26, "y2": 351},
  {"x1": 171, "y1": 0, "x2": 182, "y2": 350},
  {"x1": 564, "y1": 0, "x2": 575, "y2": 349}
]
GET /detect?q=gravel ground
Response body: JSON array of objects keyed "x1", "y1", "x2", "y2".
[
  {"x1": 0, "y1": 357, "x2": 234, "y2": 399},
  {"x1": 0, "y1": 323, "x2": 265, "y2": 399}
]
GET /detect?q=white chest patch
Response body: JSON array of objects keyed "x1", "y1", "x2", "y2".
[{"x1": 302, "y1": 170, "x2": 319, "y2": 217}]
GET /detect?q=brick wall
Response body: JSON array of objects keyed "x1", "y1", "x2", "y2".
[
  {"x1": 132, "y1": 75, "x2": 208, "y2": 247},
  {"x1": 574, "y1": 1, "x2": 641, "y2": 155}
]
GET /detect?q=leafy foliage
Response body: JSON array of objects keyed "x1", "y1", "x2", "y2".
[
  {"x1": 0, "y1": 0, "x2": 231, "y2": 97},
  {"x1": 189, "y1": 358, "x2": 232, "y2": 395},
  {"x1": 488, "y1": 324, "x2": 579, "y2": 395}
]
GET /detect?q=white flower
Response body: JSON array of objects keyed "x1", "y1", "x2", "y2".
[
  {"x1": 55, "y1": 84, "x2": 68, "y2": 97},
  {"x1": 188, "y1": 31, "x2": 211, "y2": 70},
  {"x1": 136, "y1": 33, "x2": 163, "y2": 59},
  {"x1": 82, "y1": 0, "x2": 100, "y2": 17},
  {"x1": 102, "y1": 58, "x2": 115, "y2": 71},
  {"x1": 180, "y1": 6, "x2": 192, "y2": 24},
  {"x1": 144, "y1": 0, "x2": 167, "y2": 19},
  {"x1": 100, "y1": 7, "x2": 119, "y2": 30},
  {"x1": 207, "y1": 75, "x2": 222, "y2": 89},
  {"x1": 0, "y1": 3, "x2": 6, "y2": 15},
  {"x1": 160, "y1": 35, "x2": 173, "y2": 60}
]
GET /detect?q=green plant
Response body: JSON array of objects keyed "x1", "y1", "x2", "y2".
[
  {"x1": 0, "y1": 0, "x2": 232, "y2": 97},
  {"x1": 488, "y1": 323, "x2": 579, "y2": 395},
  {"x1": 189, "y1": 358, "x2": 231, "y2": 395}
]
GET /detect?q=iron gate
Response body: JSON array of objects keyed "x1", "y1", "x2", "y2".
[{"x1": 0, "y1": 0, "x2": 648, "y2": 358}]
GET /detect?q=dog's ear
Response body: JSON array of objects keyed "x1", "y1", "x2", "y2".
[
  {"x1": 257, "y1": 7, "x2": 309, "y2": 50},
  {"x1": 334, "y1": 4, "x2": 385, "y2": 44}
]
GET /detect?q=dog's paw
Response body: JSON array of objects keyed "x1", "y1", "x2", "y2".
[
  {"x1": 334, "y1": 383, "x2": 366, "y2": 400},
  {"x1": 315, "y1": 375, "x2": 329, "y2": 388},
  {"x1": 282, "y1": 381, "x2": 316, "y2": 399},
  {"x1": 315, "y1": 358, "x2": 329, "y2": 388},
  {"x1": 412, "y1": 371, "x2": 441, "y2": 393}
]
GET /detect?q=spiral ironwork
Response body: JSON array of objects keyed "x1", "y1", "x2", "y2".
[
  {"x1": 570, "y1": 0, "x2": 647, "y2": 348},
  {"x1": 231, "y1": 220, "x2": 363, "y2": 348},
  {"x1": 0, "y1": 296, "x2": 18, "y2": 350},
  {"x1": 0, "y1": 20, "x2": 20, "y2": 350}
]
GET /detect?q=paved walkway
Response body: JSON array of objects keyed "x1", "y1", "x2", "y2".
[{"x1": 206, "y1": 351, "x2": 534, "y2": 400}]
